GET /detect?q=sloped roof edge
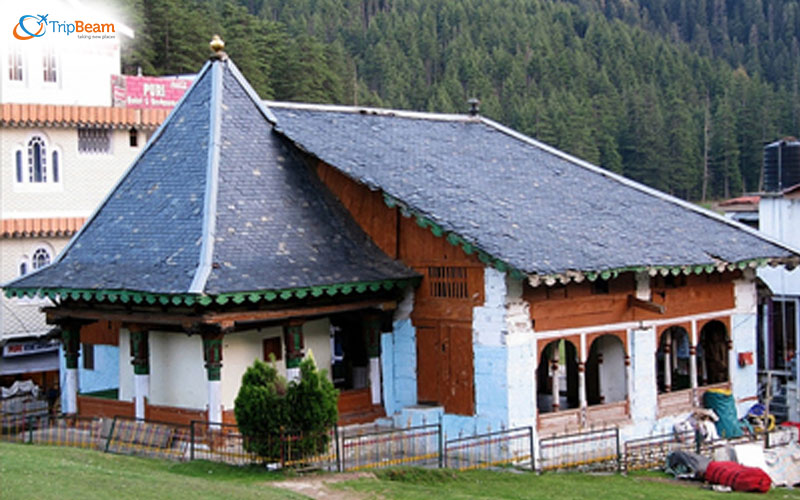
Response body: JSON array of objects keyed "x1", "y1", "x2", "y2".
[
  {"x1": 1, "y1": 61, "x2": 215, "y2": 290},
  {"x1": 188, "y1": 61, "x2": 223, "y2": 293},
  {"x1": 481, "y1": 116, "x2": 800, "y2": 261}
]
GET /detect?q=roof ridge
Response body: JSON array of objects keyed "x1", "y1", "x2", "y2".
[
  {"x1": 188, "y1": 61, "x2": 224, "y2": 293},
  {"x1": 2, "y1": 61, "x2": 215, "y2": 289},
  {"x1": 265, "y1": 100, "x2": 474, "y2": 123},
  {"x1": 479, "y1": 116, "x2": 800, "y2": 260}
]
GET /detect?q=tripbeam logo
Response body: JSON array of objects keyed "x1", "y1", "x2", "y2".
[
  {"x1": 13, "y1": 14, "x2": 48, "y2": 40},
  {"x1": 12, "y1": 13, "x2": 115, "y2": 40}
]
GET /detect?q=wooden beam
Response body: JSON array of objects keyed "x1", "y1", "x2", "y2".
[
  {"x1": 627, "y1": 294, "x2": 666, "y2": 314},
  {"x1": 45, "y1": 299, "x2": 397, "y2": 331}
]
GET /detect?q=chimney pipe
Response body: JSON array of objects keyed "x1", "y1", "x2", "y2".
[{"x1": 468, "y1": 98, "x2": 480, "y2": 116}]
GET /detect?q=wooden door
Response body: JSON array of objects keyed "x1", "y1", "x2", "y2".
[
  {"x1": 416, "y1": 323, "x2": 439, "y2": 404},
  {"x1": 415, "y1": 321, "x2": 474, "y2": 415}
]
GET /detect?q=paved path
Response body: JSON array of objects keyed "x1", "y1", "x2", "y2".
[{"x1": 272, "y1": 471, "x2": 380, "y2": 499}]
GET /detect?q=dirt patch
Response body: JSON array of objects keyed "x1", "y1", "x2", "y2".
[{"x1": 272, "y1": 471, "x2": 379, "y2": 499}]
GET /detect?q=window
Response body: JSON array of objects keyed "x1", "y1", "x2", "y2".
[
  {"x1": 427, "y1": 266, "x2": 469, "y2": 298},
  {"x1": 769, "y1": 300, "x2": 797, "y2": 371},
  {"x1": 263, "y1": 337, "x2": 282, "y2": 361},
  {"x1": 31, "y1": 247, "x2": 51, "y2": 270},
  {"x1": 42, "y1": 47, "x2": 57, "y2": 83},
  {"x1": 129, "y1": 128, "x2": 138, "y2": 147},
  {"x1": 82, "y1": 343, "x2": 94, "y2": 370},
  {"x1": 52, "y1": 151, "x2": 59, "y2": 182},
  {"x1": 78, "y1": 128, "x2": 111, "y2": 154},
  {"x1": 19, "y1": 261, "x2": 28, "y2": 276},
  {"x1": 28, "y1": 136, "x2": 46, "y2": 182},
  {"x1": 15, "y1": 150, "x2": 23, "y2": 183},
  {"x1": 8, "y1": 46, "x2": 23, "y2": 81}
]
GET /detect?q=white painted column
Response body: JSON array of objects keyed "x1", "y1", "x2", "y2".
[
  {"x1": 578, "y1": 334, "x2": 587, "y2": 425},
  {"x1": 207, "y1": 380, "x2": 222, "y2": 425},
  {"x1": 369, "y1": 356, "x2": 382, "y2": 405},
  {"x1": 690, "y1": 321, "x2": 699, "y2": 399},
  {"x1": 625, "y1": 330, "x2": 633, "y2": 405},
  {"x1": 129, "y1": 328, "x2": 150, "y2": 420},
  {"x1": 728, "y1": 336, "x2": 736, "y2": 385},
  {"x1": 551, "y1": 349, "x2": 560, "y2": 412},
  {"x1": 663, "y1": 330, "x2": 672, "y2": 392},
  {"x1": 134, "y1": 374, "x2": 149, "y2": 420},
  {"x1": 64, "y1": 368, "x2": 78, "y2": 414},
  {"x1": 61, "y1": 326, "x2": 81, "y2": 414}
]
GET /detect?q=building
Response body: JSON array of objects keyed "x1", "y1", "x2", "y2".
[
  {"x1": 4, "y1": 46, "x2": 799, "y2": 445},
  {"x1": 0, "y1": 3, "x2": 169, "y2": 400}
]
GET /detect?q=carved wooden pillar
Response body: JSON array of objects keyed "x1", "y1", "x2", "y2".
[
  {"x1": 129, "y1": 325, "x2": 150, "y2": 420},
  {"x1": 61, "y1": 326, "x2": 81, "y2": 414},
  {"x1": 550, "y1": 352, "x2": 560, "y2": 412},
  {"x1": 283, "y1": 320, "x2": 304, "y2": 381},
  {"x1": 578, "y1": 361, "x2": 587, "y2": 427},
  {"x1": 202, "y1": 331, "x2": 224, "y2": 424}
]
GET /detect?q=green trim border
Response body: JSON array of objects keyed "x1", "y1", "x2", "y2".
[
  {"x1": 3, "y1": 277, "x2": 420, "y2": 307},
  {"x1": 384, "y1": 192, "x2": 773, "y2": 287}
]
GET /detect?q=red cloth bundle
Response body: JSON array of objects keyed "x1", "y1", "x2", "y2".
[{"x1": 704, "y1": 461, "x2": 771, "y2": 493}]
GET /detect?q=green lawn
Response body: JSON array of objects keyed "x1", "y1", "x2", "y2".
[
  {"x1": 335, "y1": 467, "x2": 800, "y2": 500},
  {"x1": 0, "y1": 442, "x2": 300, "y2": 500},
  {"x1": 5, "y1": 442, "x2": 800, "y2": 500}
]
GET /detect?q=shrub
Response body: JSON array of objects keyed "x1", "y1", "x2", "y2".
[
  {"x1": 233, "y1": 359, "x2": 288, "y2": 459},
  {"x1": 234, "y1": 352, "x2": 339, "y2": 460}
]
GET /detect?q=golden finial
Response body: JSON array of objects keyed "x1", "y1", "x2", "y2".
[{"x1": 209, "y1": 35, "x2": 227, "y2": 60}]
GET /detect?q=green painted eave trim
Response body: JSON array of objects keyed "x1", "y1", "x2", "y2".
[
  {"x1": 528, "y1": 258, "x2": 770, "y2": 287},
  {"x1": 2, "y1": 277, "x2": 420, "y2": 307},
  {"x1": 384, "y1": 194, "x2": 526, "y2": 281}
]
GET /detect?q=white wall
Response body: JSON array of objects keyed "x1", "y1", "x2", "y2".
[
  {"x1": 758, "y1": 196, "x2": 800, "y2": 296},
  {"x1": 595, "y1": 335, "x2": 627, "y2": 403},
  {"x1": 220, "y1": 319, "x2": 332, "y2": 410},
  {"x1": 148, "y1": 331, "x2": 206, "y2": 409}
]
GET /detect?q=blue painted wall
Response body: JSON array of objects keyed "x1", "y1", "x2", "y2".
[
  {"x1": 382, "y1": 319, "x2": 417, "y2": 416},
  {"x1": 59, "y1": 344, "x2": 119, "y2": 396}
]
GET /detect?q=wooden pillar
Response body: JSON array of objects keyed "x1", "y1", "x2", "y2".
[
  {"x1": 624, "y1": 353, "x2": 632, "y2": 405},
  {"x1": 578, "y1": 361, "x2": 587, "y2": 427},
  {"x1": 202, "y1": 331, "x2": 223, "y2": 425},
  {"x1": 363, "y1": 314, "x2": 383, "y2": 406},
  {"x1": 283, "y1": 320, "x2": 304, "y2": 382},
  {"x1": 61, "y1": 326, "x2": 80, "y2": 415},
  {"x1": 129, "y1": 326, "x2": 150, "y2": 420},
  {"x1": 597, "y1": 352, "x2": 605, "y2": 404},
  {"x1": 663, "y1": 329, "x2": 672, "y2": 393},
  {"x1": 203, "y1": 332, "x2": 223, "y2": 427}
]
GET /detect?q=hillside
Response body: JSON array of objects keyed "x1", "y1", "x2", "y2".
[{"x1": 113, "y1": 0, "x2": 800, "y2": 201}]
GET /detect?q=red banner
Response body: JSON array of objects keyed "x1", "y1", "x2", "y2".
[{"x1": 111, "y1": 74, "x2": 193, "y2": 109}]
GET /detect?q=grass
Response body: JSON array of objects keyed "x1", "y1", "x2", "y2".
[
  {"x1": 0, "y1": 442, "x2": 301, "y2": 500},
  {"x1": 6, "y1": 442, "x2": 800, "y2": 500},
  {"x1": 334, "y1": 467, "x2": 800, "y2": 499}
]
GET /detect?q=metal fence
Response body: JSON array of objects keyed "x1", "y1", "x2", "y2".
[
  {"x1": 340, "y1": 423, "x2": 442, "y2": 471},
  {"x1": 445, "y1": 427, "x2": 534, "y2": 471},
  {"x1": 622, "y1": 430, "x2": 696, "y2": 472},
  {"x1": 539, "y1": 427, "x2": 620, "y2": 472},
  {"x1": 3, "y1": 408, "x2": 776, "y2": 475}
]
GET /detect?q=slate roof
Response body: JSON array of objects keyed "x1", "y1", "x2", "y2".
[
  {"x1": 269, "y1": 103, "x2": 798, "y2": 277},
  {"x1": 5, "y1": 57, "x2": 417, "y2": 297}
]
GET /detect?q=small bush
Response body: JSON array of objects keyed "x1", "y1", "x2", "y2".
[
  {"x1": 234, "y1": 353, "x2": 339, "y2": 461},
  {"x1": 234, "y1": 359, "x2": 288, "y2": 459}
]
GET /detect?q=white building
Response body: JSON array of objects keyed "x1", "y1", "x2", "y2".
[{"x1": 0, "y1": 2, "x2": 166, "y2": 396}]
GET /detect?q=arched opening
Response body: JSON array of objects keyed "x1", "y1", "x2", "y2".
[
  {"x1": 31, "y1": 247, "x2": 51, "y2": 270},
  {"x1": 537, "y1": 339, "x2": 579, "y2": 413},
  {"x1": 656, "y1": 326, "x2": 691, "y2": 393},
  {"x1": 698, "y1": 320, "x2": 729, "y2": 385},
  {"x1": 586, "y1": 334, "x2": 627, "y2": 405},
  {"x1": 27, "y1": 136, "x2": 46, "y2": 183}
]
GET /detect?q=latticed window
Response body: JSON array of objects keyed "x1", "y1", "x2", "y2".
[
  {"x1": 27, "y1": 136, "x2": 46, "y2": 183},
  {"x1": 78, "y1": 128, "x2": 111, "y2": 154},
  {"x1": 32, "y1": 247, "x2": 51, "y2": 270},
  {"x1": 42, "y1": 47, "x2": 57, "y2": 83},
  {"x1": 8, "y1": 46, "x2": 23, "y2": 81},
  {"x1": 427, "y1": 266, "x2": 469, "y2": 298}
]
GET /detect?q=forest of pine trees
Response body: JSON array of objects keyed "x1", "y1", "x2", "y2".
[{"x1": 111, "y1": 0, "x2": 800, "y2": 201}]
